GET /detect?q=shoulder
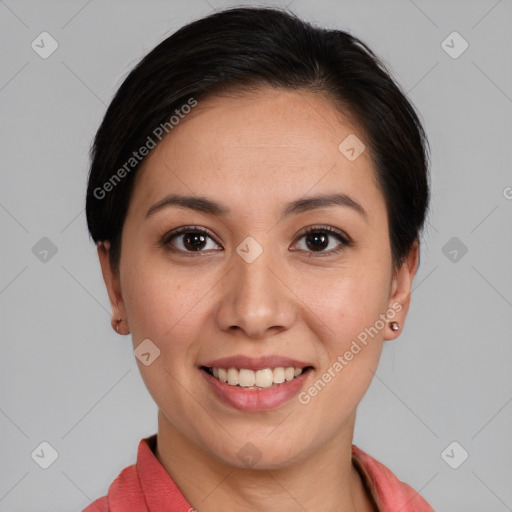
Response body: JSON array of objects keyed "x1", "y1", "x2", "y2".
[
  {"x1": 351, "y1": 445, "x2": 435, "y2": 512},
  {"x1": 80, "y1": 463, "x2": 143, "y2": 511}
]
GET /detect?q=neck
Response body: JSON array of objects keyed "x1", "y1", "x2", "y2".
[{"x1": 154, "y1": 410, "x2": 377, "y2": 512}]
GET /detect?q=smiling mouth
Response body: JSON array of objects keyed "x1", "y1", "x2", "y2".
[{"x1": 201, "y1": 365, "x2": 314, "y2": 389}]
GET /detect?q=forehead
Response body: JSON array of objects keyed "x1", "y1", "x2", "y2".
[{"x1": 129, "y1": 87, "x2": 383, "y2": 221}]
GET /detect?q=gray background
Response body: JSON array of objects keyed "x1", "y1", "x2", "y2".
[{"x1": 1, "y1": 0, "x2": 511, "y2": 510}]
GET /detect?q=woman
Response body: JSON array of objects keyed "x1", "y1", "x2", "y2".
[{"x1": 84, "y1": 6, "x2": 433, "y2": 511}]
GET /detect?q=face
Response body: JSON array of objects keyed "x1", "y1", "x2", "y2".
[{"x1": 99, "y1": 87, "x2": 418, "y2": 469}]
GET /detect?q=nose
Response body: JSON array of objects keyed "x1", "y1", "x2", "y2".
[{"x1": 215, "y1": 242, "x2": 297, "y2": 340}]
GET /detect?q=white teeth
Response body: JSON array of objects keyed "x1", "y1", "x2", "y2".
[
  {"x1": 284, "y1": 367, "x2": 295, "y2": 381},
  {"x1": 208, "y1": 365, "x2": 307, "y2": 388},
  {"x1": 255, "y1": 368, "x2": 273, "y2": 388},
  {"x1": 227, "y1": 368, "x2": 239, "y2": 386},
  {"x1": 273, "y1": 367, "x2": 285, "y2": 383},
  {"x1": 239, "y1": 368, "x2": 255, "y2": 387}
]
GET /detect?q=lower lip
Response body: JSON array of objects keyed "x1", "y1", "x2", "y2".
[{"x1": 200, "y1": 368, "x2": 311, "y2": 412}]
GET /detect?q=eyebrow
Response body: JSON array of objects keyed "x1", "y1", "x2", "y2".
[{"x1": 145, "y1": 192, "x2": 367, "y2": 221}]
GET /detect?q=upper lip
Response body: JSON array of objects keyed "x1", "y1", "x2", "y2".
[{"x1": 201, "y1": 355, "x2": 314, "y2": 371}]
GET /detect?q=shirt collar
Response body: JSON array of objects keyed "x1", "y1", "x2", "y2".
[{"x1": 106, "y1": 434, "x2": 434, "y2": 512}]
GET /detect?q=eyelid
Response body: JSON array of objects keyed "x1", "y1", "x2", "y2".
[{"x1": 294, "y1": 224, "x2": 351, "y2": 244}]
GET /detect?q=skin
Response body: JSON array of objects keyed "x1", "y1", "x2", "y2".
[{"x1": 98, "y1": 86, "x2": 419, "y2": 512}]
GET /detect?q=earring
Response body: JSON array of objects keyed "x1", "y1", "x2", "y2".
[
  {"x1": 115, "y1": 318, "x2": 122, "y2": 333},
  {"x1": 389, "y1": 321, "x2": 399, "y2": 332}
]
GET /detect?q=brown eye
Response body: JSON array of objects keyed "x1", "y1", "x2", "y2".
[
  {"x1": 161, "y1": 224, "x2": 351, "y2": 256},
  {"x1": 292, "y1": 225, "x2": 351, "y2": 255},
  {"x1": 305, "y1": 232, "x2": 329, "y2": 251},
  {"x1": 162, "y1": 226, "x2": 222, "y2": 254},
  {"x1": 180, "y1": 232, "x2": 208, "y2": 251}
]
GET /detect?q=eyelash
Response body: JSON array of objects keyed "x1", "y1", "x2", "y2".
[{"x1": 160, "y1": 224, "x2": 352, "y2": 257}]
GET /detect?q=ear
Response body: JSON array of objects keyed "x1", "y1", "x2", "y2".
[
  {"x1": 97, "y1": 241, "x2": 130, "y2": 335},
  {"x1": 384, "y1": 239, "x2": 420, "y2": 341}
]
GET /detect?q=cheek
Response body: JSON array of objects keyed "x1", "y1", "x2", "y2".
[
  {"x1": 299, "y1": 266, "x2": 390, "y2": 343},
  {"x1": 121, "y1": 238, "x2": 173, "y2": 315},
  {"x1": 121, "y1": 253, "x2": 214, "y2": 367},
  {"x1": 296, "y1": 275, "x2": 386, "y2": 421},
  {"x1": 293, "y1": 266, "x2": 389, "y2": 412},
  {"x1": 121, "y1": 255, "x2": 180, "y2": 345},
  {"x1": 121, "y1": 261, "x2": 205, "y2": 411}
]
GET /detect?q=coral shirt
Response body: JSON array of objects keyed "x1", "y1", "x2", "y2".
[{"x1": 83, "y1": 434, "x2": 434, "y2": 511}]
